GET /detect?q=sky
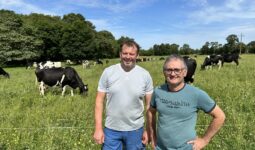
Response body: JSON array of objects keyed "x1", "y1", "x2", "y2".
[{"x1": 1, "y1": 0, "x2": 255, "y2": 50}]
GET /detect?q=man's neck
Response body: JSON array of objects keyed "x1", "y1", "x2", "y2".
[
  {"x1": 121, "y1": 64, "x2": 135, "y2": 72},
  {"x1": 168, "y1": 82, "x2": 185, "y2": 92}
]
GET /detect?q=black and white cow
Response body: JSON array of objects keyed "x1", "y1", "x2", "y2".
[
  {"x1": 26, "y1": 62, "x2": 38, "y2": 69},
  {"x1": 201, "y1": 54, "x2": 223, "y2": 70},
  {"x1": 35, "y1": 67, "x2": 88, "y2": 96},
  {"x1": 96, "y1": 59, "x2": 103, "y2": 65},
  {"x1": 38, "y1": 61, "x2": 62, "y2": 69},
  {"x1": 0, "y1": 67, "x2": 10, "y2": 78},
  {"x1": 82, "y1": 60, "x2": 90, "y2": 69},
  {"x1": 222, "y1": 53, "x2": 239, "y2": 66},
  {"x1": 183, "y1": 56, "x2": 197, "y2": 83}
]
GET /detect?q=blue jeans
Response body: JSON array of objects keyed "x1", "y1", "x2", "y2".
[{"x1": 102, "y1": 127, "x2": 146, "y2": 150}]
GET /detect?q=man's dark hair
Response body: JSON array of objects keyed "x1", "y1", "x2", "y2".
[{"x1": 120, "y1": 40, "x2": 140, "y2": 54}]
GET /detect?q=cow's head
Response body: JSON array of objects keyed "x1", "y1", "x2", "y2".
[
  {"x1": 201, "y1": 64, "x2": 206, "y2": 70},
  {"x1": 4, "y1": 73, "x2": 10, "y2": 78},
  {"x1": 80, "y1": 84, "x2": 88, "y2": 95}
]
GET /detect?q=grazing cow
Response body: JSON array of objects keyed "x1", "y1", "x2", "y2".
[
  {"x1": 136, "y1": 58, "x2": 142, "y2": 62},
  {"x1": 96, "y1": 59, "x2": 103, "y2": 65},
  {"x1": 38, "y1": 61, "x2": 62, "y2": 69},
  {"x1": 66, "y1": 59, "x2": 74, "y2": 65},
  {"x1": 222, "y1": 53, "x2": 239, "y2": 66},
  {"x1": 35, "y1": 67, "x2": 88, "y2": 96},
  {"x1": 0, "y1": 67, "x2": 10, "y2": 78},
  {"x1": 183, "y1": 56, "x2": 197, "y2": 83},
  {"x1": 159, "y1": 57, "x2": 165, "y2": 60},
  {"x1": 82, "y1": 60, "x2": 90, "y2": 69},
  {"x1": 26, "y1": 62, "x2": 33, "y2": 69},
  {"x1": 201, "y1": 54, "x2": 223, "y2": 70}
]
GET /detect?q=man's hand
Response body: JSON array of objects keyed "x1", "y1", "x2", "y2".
[
  {"x1": 187, "y1": 137, "x2": 209, "y2": 150},
  {"x1": 142, "y1": 130, "x2": 148, "y2": 145},
  {"x1": 93, "y1": 129, "x2": 105, "y2": 144}
]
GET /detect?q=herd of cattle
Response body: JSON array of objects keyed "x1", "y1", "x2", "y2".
[
  {"x1": 182, "y1": 53, "x2": 239, "y2": 83},
  {"x1": 0, "y1": 53, "x2": 240, "y2": 96},
  {"x1": 201, "y1": 53, "x2": 239, "y2": 70}
]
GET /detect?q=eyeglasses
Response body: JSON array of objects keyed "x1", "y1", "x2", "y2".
[{"x1": 164, "y1": 68, "x2": 184, "y2": 75}]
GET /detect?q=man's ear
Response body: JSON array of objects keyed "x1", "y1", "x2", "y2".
[{"x1": 183, "y1": 69, "x2": 188, "y2": 77}]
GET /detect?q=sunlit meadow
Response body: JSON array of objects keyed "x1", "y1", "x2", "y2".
[{"x1": 0, "y1": 55, "x2": 254, "y2": 149}]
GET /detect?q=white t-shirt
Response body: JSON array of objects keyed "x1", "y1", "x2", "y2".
[{"x1": 98, "y1": 64, "x2": 153, "y2": 131}]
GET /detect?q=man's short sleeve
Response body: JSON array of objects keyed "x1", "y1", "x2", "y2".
[
  {"x1": 145, "y1": 72, "x2": 153, "y2": 94},
  {"x1": 197, "y1": 90, "x2": 216, "y2": 113},
  {"x1": 150, "y1": 90, "x2": 157, "y2": 108},
  {"x1": 97, "y1": 69, "x2": 108, "y2": 92}
]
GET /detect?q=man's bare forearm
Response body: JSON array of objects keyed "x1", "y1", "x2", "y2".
[{"x1": 202, "y1": 105, "x2": 225, "y2": 143}]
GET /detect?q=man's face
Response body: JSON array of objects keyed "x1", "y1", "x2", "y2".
[
  {"x1": 120, "y1": 45, "x2": 138, "y2": 70},
  {"x1": 163, "y1": 59, "x2": 187, "y2": 86}
]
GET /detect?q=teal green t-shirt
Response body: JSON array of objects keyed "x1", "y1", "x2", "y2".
[{"x1": 150, "y1": 84, "x2": 216, "y2": 150}]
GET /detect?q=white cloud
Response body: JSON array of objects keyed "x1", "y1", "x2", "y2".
[
  {"x1": 0, "y1": 0, "x2": 56, "y2": 15},
  {"x1": 188, "y1": 0, "x2": 255, "y2": 24},
  {"x1": 66, "y1": 0, "x2": 156, "y2": 13},
  {"x1": 88, "y1": 18, "x2": 125, "y2": 32},
  {"x1": 225, "y1": 0, "x2": 244, "y2": 10}
]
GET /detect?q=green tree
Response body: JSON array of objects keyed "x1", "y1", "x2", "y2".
[
  {"x1": 60, "y1": 13, "x2": 96, "y2": 60},
  {"x1": 247, "y1": 41, "x2": 255, "y2": 53},
  {"x1": 93, "y1": 30, "x2": 117, "y2": 59},
  {"x1": 225, "y1": 34, "x2": 239, "y2": 53},
  {"x1": 169, "y1": 44, "x2": 179, "y2": 54},
  {"x1": 0, "y1": 10, "x2": 42, "y2": 64},
  {"x1": 236, "y1": 42, "x2": 246, "y2": 54},
  {"x1": 179, "y1": 44, "x2": 192, "y2": 55},
  {"x1": 22, "y1": 13, "x2": 63, "y2": 60},
  {"x1": 200, "y1": 42, "x2": 210, "y2": 54}
]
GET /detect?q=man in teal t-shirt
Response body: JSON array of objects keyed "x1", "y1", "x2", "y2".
[{"x1": 147, "y1": 54, "x2": 225, "y2": 150}]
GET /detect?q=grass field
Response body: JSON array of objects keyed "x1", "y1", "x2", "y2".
[{"x1": 0, "y1": 54, "x2": 254, "y2": 149}]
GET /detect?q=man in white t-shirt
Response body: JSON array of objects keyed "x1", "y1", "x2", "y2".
[{"x1": 93, "y1": 40, "x2": 153, "y2": 150}]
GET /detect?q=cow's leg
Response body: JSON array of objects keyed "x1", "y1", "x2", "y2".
[
  {"x1": 54, "y1": 81, "x2": 60, "y2": 87},
  {"x1": 71, "y1": 89, "x2": 74, "y2": 96},
  {"x1": 39, "y1": 81, "x2": 45, "y2": 96},
  {"x1": 62, "y1": 85, "x2": 66, "y2": 96},
  {"x1": 60, "y1": 74, "x2": 65, "y2": 86},
  {"x1": 218, "y1": 60, "x2": 222, "y2": 70},
  {"x1": 235, "y1": 60, "x2": 239, "y2": 66}
]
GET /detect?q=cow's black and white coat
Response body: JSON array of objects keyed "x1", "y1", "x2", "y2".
[
  {"x1": 38, "y1": 61, "x2": 62, "y2": 69},
  {"x1": 0, "y1": 67, "x2": 10, "y2": 78},
  {"x1": 35, "y1": 67, "x2": 88, "y2": 96},
  {"x1": 201, "y1": 54, "x2": 223, "y2": 70},
  {"x1": 222, "y1": 53, "x2": 239, "y2": 66}
]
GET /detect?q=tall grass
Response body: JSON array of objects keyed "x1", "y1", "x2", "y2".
[{"x1": 0, "y1": 55, "x2": 254, "y2": 149}]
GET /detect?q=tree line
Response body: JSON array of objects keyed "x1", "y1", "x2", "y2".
[
  {"x1": 140, "y1": 35, "x2": 255, "y2": 56},
  {"x1": 1, "y1": 9, "x2": 255, "y2": 66},
  {"x1": 0, "y1": 9, "x2": 132, "y2": 66}
]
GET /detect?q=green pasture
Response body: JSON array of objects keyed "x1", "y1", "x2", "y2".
[{"x1": 0, "y1": 55, "x2": 254, "y2": 149}]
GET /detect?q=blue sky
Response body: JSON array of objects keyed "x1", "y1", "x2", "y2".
[{"x1": 1, "y1": 0, "x2": 255, "y2": 50}]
